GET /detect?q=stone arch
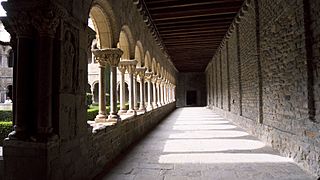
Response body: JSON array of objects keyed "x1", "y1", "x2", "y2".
[
  {"x1": 152, "y1": 58, "x2": 157, "y2": 75},
  {"x1": 117, "y1": 81, "x2": 129, "y2": 103},
  {"x1": 157, "y1": 63, "x2": 161, "y2": 77},
  {"x1": 118, "y1": 30, "x2": 130, "y2": 59},
  {"x1": 121, "y1": 25, "x2": 135, "y2": 59},
  {"x1": 135, "y1": 41, "x2": 144, "y2": 67},
  {"x1": 144, "y1": 51, "x2": 152, "y2": 72},
  {"x1": 89, "y1": 3, "x2": 116, "y2": 49}
]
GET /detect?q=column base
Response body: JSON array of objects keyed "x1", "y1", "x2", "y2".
[
  {"x1": 108, "y1": 114, "x2": 121, "y2": 122},
  {"x1": 157, "y1": 103, "x2": 162, "y2": 107},
  {"x1": 95, "y1": 114, "x2": 107, "y2": 123},
  {"x1": 126, "y1": 109, "x2": 137, "y2": 116},
  {"x1": 138, "y1": 107, "x2": 146, "y2": 113},
  {"x1": 152, "y1": 103, "x2": 158, "y2": 108},
  {"x1": 118, "y1": 109, "x2": 128, "y2": 115},
  {"x1": 147, "y1": 104, "x2": 153, "y2": 111}
]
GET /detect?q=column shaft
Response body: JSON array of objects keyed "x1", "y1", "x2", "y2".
[
  {"x1": 139, "y1": 78, "x2": 146, "y2": 111},
  {"x1": 119, "y1": 71, "x2": 127, "y2": 113},
  {"x1": 95, "y1": 65, "x2": 107, "y2": 122},
  {"x1": 152, "y1": 81, "x2": 157, "y2": 108},
  {"x1": 109, "y1": 66, "x2": 119, "y2": 120},
  {"x1": 134, "y1": 74, "x2": 139, "y2": 110},
  {"x1": 147, "y1": 79, "x2": 153, "y2": 111}
]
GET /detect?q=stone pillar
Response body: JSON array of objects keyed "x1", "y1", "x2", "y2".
[
  {"x1": 152, "y1": 75, "x2": 158, "y2": 108},
  {"x1": 94, "y1": 48, "x2": 123, "y2": 121},
  {"x1": 173, "y1": 85, "x2": 176, "y2": 101},
  {"x1": 4, "y1": 10, "x2": 34, "y2": 140},
  {"x1": 137, "y1": 67, "x2": 146, "y2": 112},
  {"x1": 168, "y1": 83, "x2": 171, "y2": 103},
  {"x1": 133, "y1": 72, "x2": 139, "y2": 110},
  {"x1": 164, "y1": 81, "x2": 168, "y2": 104},
  {"x1": 34, "y1": 12, "x2": 58, "y2": 139},
  {"x1": 92, "y1": 50, "x2": 108, "y2": 122},
  {"x1": 146, "y1": 71, "x2": 153, "y2": 111},
  {"x1": 160, "y1": 79, "x2": 165, "y2": 105},
  {"x1": 122, "y1": 60, "x2": 137, "y2": 115},
  {"x1": 156, "y1": 78, "x2": 162, "y2": 107},
  {"x1": 106, "y1": 49, "x2": 123, "y2": 121},
  {"x1": 118, "y1": 62, "x2": 127, "y2": 114}
]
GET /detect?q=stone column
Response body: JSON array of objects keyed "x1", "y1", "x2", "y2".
[
  {"x1": 94, "y1": 48, "x2": 123, "y2": 122},
  {"x1": 145, "y1": 71, "x2": 153, "y2": 111},
  {"x1": 137, "y1": 67, "x2": 146, "y2": 112},
  {"x1": 160, "y1": 79, "x2": 165, "y2": 105},
  {"x1": 156, "y1": 78, "x2": 162, "y2": 107},
  {"x1": 152, "y1": 75, "x2": 158, "y2": 108},
  {"x1": 92, "y1": 50, "x2": 109, "y2": 122},
  {"x1": 5, "y1": 10, "x2": 36, "y2": 140},
  {"x1": 118, "y1": 62, "x2": 127, "y2": 114},
  {"x1": 133, "y1": 71, "x2": 139, "y2": 110},
  {"x1": 34, "y1": 13, "x2": 61, "y2": 139},
  {"x1": 168, "y1": 83, "x2": 171, "y2": 103},
  {"x1": 164, "y1": 81, "x2": 168, "y2": 104},
  {"x1": 172, "y1": 85, "x2": 176, "y2": 101},
  {"x1": 123, "y1": 60, "x2": 137, "y2": 115}
]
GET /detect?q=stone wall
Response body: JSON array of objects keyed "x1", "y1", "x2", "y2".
[
  {"x1": 176, "y1": 72, "x2": 206, "y2": 107},
  {"x1": 3, "y1": 103, "x2": 176, "y2": 180},
  {"x1": 205, "y1": 0, "x2": 320, "y2": 177}
]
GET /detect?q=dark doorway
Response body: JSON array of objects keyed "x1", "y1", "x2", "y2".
[{"x1": 186, "y1": 90, "x2": 197, "y2": 106}]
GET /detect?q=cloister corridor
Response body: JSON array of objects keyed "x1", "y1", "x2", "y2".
[{"x1": 96, "y1": 107, "x2": 315, "y2": 180}]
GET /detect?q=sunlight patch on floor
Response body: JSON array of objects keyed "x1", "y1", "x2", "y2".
[
  {"x1": 158, "y1": 153, "x2": 293, "y2": 164},
  {"x1": 163, "y1": 139, "x2": 265, "y2": 152}
]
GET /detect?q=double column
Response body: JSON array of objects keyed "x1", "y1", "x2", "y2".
[
  {"x1": 136, "y1": 67, "x2": 146, "y2": 112},
  {"x1": 145, "y1": 71, "x2": 153, "y2": 111},
  {"x1": 92, "y1": 48, "x2": 123, "y2": 122},
  {"x1": 118, "y1": 60, "x2": 137, "y2": 115},
  {"x1": 118, "y1": 62, "x2": 127, "y2": 114},
  {"x1": 152, "y1": 75, "x2": 158, "y2": 108}
]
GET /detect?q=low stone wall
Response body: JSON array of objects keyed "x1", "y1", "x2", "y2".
[
  {"x1": 87, "y1": 102, "x2": 176, "y2": 179},
  {"x1": 210, "y1": 106, "x2": 320, "y2": 178}
]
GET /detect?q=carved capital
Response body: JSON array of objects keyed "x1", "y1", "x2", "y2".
[
  {"x1": 136, "y1": 67, "x2": 146, "y2": 79},
  {"x1": 6, "y1": 11, "x2": 33, "y2": 37},
  {"x1": 145, "y1": 71, "x2": 153, "y2": 81},
  {"x1": 151, "y1": 74, "x2": 158, "y2": 83},
  {"x1": 118, "y1": 62, "x2": 127, "y2": 74},
  {"x1": 92, "y1": 48, "x2": 123, "y2": 67},
  {"x1": 32, "y1": 9, "x2": 60, "y2": 37}
]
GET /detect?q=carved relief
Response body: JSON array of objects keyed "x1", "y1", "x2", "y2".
[{"x1": 62, "y1": 29, "x2": 79, "y2": 92}]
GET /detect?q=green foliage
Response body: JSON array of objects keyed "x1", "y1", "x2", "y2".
[
  {"x1": 87, "y1": 108, "x2": 99, "y2": 121},
  {"x1": 0, "y1": 121, "x2": 13, "y2": 146},
  {"x1": 0, "y1": 110, "x2": 13, "y2": 122}
]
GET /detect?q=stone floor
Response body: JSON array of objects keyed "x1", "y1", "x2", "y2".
[{"x1": 98, "y1": 107, "x2": 316, "y2": 180}]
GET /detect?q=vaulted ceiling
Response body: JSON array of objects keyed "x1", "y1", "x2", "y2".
[{"x1": 143, "y1": 0, "x2": 244, "y2": 72}]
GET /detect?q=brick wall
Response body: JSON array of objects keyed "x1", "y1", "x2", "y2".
[
  {"x1": 228, "y1": 30, "x2": 241, "y2": 114},
  {"x1": 239, "y1": 2, "x2": 259, "y2": 121},
  {"x1": 221, "y1": 44, "x2": 229, "y2": 110},
  {"x1": 205, "y1": 0, "x2": 320, "y2": 177},
  {"x1": 176, "y1": 73, "x2": 206, "y2": 107}
]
